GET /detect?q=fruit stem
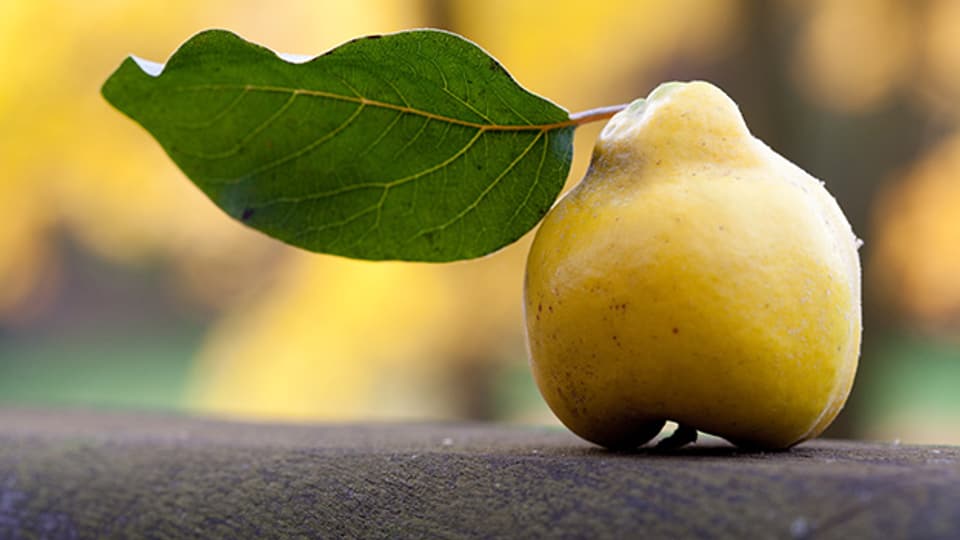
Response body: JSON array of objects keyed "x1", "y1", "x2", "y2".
[{"x1": 568, "y1": 104, "x2": 629, "y2": 126}]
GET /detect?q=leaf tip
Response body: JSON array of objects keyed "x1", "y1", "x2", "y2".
[{"x1": 101, "y1": 56, "x2": 148, "y2": 109}]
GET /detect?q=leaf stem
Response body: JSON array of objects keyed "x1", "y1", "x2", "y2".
[{"x1": 568, "y1": 104, "x2": 628, "y2": 126}]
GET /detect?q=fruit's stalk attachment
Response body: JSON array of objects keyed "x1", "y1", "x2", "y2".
[{"x1": 568, "y1": 104, "x2": 629, "y2": 126}]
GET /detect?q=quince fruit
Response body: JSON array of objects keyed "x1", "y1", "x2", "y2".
[{"x1": 524, "y1": 81, "x2": 861, "y2": 450}]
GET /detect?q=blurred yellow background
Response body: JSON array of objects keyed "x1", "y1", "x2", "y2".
[{"x1": 1, "y1": 0, "x2": 959, "y2": 443}]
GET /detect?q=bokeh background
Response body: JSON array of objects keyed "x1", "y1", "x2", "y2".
[{"x1": 2, "y1": 0, "x2": 959, "y2": 443}]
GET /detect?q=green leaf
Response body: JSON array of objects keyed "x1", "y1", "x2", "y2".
[{"x1": 102, "y1": 29, "x2": 575, "y2": 261}]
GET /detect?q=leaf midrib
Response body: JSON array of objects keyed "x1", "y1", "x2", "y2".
[{"x1": 173, "y1": 83, "x2": 574, "y2": 131}]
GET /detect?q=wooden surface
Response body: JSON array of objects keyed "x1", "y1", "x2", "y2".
[{"x1": 0, "y1": 408, "x2": 957, "y2": 539}]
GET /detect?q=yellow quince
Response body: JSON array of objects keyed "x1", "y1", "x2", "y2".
[{"x1": 524, "y1": 81, "x2": 861, "y2": 449}]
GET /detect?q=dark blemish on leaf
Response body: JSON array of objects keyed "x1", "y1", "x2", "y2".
[
  {"x1": 488, "y1": 59, "x2": 506, "y2": 74},
  {"x1": 538, "y1": 303, "x2": 543, "y2": 314},
  {"x1": 672, "y1": 327, "x2": 679, "y2": 334},
  {"x1": 364, "y1": 34, "x2": 383, "y2": 40},
  {"x1": 241, "y1": 208, "x2": 255, "y2": 221}
]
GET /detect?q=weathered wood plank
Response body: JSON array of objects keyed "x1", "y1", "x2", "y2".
[{"x1": 0, "y1": 408, "x2": 957, "y2": 539}]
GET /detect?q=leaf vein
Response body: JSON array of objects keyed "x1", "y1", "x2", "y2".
[
  {"x1": 506, "y1": 130, "x2": 550, "y2": 227},
  {"x1": 249, "y1": 128, "x2": 485, "y2": 210},
  {"x1": 491, "y1": 86, "x2": 533, "y2": 125},
  {"x1": 202, "y1": 102, "x2": 365, "y2": 184},
  {"x1": 356, "y1": 111, "x2": 404, "y2": 159},
  {"x1": 408, "y1": 131, "x2": 544, "y2": 244},
  {"x1": 179, "y1": 91, "x2": 298, "y2": 159},
  {"x1": 441, "y1": 86, "x2": 493, "y2": 124},
  {"x1": 289, "y1": 204, "x2": 379, "y2": 242},
  {"x1": 170, "y1": 87, "x2": 249, "y2": 129},
  {"x1": 391, "y1": 117, "x2": 431, "y2": 160},
  {"x1": 174, "y1": 83, "x2": 570, "y2": 131}
]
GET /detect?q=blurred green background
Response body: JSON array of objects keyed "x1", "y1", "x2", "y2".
[{"x1": 1, "y1": 0, "x2": 959, "y2": 443}]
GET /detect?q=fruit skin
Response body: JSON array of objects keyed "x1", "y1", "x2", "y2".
[{"x1": 524, "y1": 81, "x2": 861, "y2": 450}]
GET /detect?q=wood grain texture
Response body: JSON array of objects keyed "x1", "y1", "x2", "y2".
[{"x1": 0, "y1": 408, "x2": 957, "y2": 539}]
